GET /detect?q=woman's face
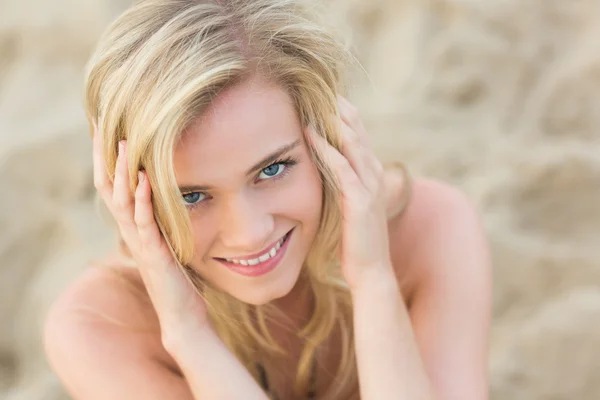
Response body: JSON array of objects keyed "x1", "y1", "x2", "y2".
[{"x1": 173, "y1": 77, "x2": 323, "y2": 305}]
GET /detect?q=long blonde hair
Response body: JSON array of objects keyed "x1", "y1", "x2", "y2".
[{"x1": 85, "y1": 0, "x2": 359, "y2": 398}]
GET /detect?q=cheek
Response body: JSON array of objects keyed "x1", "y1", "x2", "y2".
[
  {"x1": 274, "y1": 163, "x2": 323, "y2": 226},
  {"x1": 189, "y1": 213, "x2": 219, "y2": 261}
]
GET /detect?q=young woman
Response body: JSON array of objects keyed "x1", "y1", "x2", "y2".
[{"x1": 44, "y1": 0, "x2": 492, "y2": 399}]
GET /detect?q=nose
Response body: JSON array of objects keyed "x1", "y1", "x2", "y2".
[{"x1": 219, "y1": 193, "x2": 275, "y2": 254}]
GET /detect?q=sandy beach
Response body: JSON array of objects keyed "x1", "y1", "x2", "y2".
[{"x1": 2, "y1": 0, "x2": 600, "y2": 398}]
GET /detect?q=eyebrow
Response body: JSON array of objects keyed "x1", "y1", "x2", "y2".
[{"x1": 178, "y1": 139, "x2": 302, "y2": 193}]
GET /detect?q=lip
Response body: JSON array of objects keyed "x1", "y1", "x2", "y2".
[
  {"x1": 216, "y1": 229, "x2": 294, "y2": 278},
  {"x1": 218, "y1": 231, "x2": 289, "y2": 262}
]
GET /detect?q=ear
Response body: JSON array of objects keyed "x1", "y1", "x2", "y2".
[{"x1": 383, "y1": 162, "x2": 412, "y2": 219}]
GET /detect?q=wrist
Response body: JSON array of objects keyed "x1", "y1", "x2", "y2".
[
  {"x1": 349, "y1": 263, "x2": 398, "y2": 296},
  {"x1": 161, "y1": 320, "x2": 217, "y2": 356}
]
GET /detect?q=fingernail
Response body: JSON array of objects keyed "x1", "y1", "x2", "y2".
[
  {"x1": 118, "y1": 140, "x2": 126, "y2": 154},
  {"x1": 138, "y1": 171, "x2": 144, "y2": 183}
]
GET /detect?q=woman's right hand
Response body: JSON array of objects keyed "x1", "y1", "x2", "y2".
[
  {"x1": 90, "y1": 125, "x2": 270, "y2": 400},
  {"x1": 92, "y1": 124, "x2": 209, "y2": 349}
]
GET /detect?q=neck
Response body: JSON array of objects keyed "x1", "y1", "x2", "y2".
[{"x1": 271, "y1": 271, "x2": 314, "y2": 329}]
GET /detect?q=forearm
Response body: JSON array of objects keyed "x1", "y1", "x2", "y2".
[
  {"x1": 352, "y1": 266, "x2": 434, "y2": 400},
  {"x1": 164, "y1": 325, "x2": 269, "y2": 400}
]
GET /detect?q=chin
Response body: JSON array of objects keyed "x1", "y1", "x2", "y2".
[{"x1": 230, "y1": 262, "x2": 304, "y2": 306}]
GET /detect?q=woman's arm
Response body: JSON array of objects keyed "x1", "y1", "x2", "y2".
[
  {"x1": 45, "y1": 127, "x2": 270, "y2": 399},
  {"x1": 321, "y1": 96, "x2": 490, "y2": 399},
  {"x1": 165, "y1": 323, "x2": 269, "y2": 400},
  {"x1": 45, "y1": 267, "x2": 269, "y2": 400},
  {"x1": 352, "y1": 267, "x2": 434, "y2": 400},
  {"x1": 45, "y1": 268, "x2": 196, "y2": 400},
  {"x1": 311, "y1": 96, "x2": 435, "y2": 399},
  {"x1": 394, "y1": 179, "x2": 492, "y2": 399},
  {"x1": 352, "y1": 179, "x2": 491, "y2": 400}
]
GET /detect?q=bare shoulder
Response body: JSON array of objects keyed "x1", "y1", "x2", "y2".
[
  {"x1": 387, "y1": 178, "x2": 488, "y2": 300},
  {"x1": 44, "y1": 263, "x2": 162, "y2": 362},
  {"x1": 45, "y1": 263, "x2": 159, "y2": 335},
  {"x1": 44, "y1": 263, "x2": 188, "y2": 399},
  {"x1": 388, "y1": 179, "x2": 492, "y2": 398}
]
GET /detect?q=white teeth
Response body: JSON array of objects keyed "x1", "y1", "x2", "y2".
[{"x1": 223, "y1": 232, "x2": 289, "y2": 266}]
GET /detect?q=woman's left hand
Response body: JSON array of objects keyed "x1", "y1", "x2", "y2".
[{"x1": 310, "y1": 96, "x2": 395, "y2": 290}]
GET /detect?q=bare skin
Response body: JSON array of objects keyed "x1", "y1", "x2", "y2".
[{"x1": 44, "y1": 91, "x2": 491, "y2": 399}]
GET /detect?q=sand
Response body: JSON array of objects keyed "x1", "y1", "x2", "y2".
[{"x1": 1, "y1": 0, "x2": 600, "y2": 398}]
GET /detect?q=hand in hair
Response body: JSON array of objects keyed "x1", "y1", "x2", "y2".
[
  {"x1": 310, "y1": 96, "x2": 396, "y2": 289},
  {"x1": 92, "y1": 125, "x2": 209, "y2": 345},
  {"x1": 310, "y1": 96, "x2": 435, "y2": 399}
]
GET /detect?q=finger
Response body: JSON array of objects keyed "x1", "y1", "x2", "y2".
[
  {"x1": 337, "y1": 113, "x2": 383, "y2": 193},
  {"x1": 133, "y1": 171, "x2": 185, "y2": 309},
  {"x1": 112, "y1": 141, "x2": 138, "y2": 239},
  {"x1": 134, "y1": 171, "x2": 168, "y2": 261},
  {"x1": 339, "y1": 119, "x2": 371, "y2": 187},
  {"x1": 92, "y1": 124, "x2": 114, "y2": 203},
  {"x1": 337, "y1": 95, "x2": 370, "y2": 147},
  {"x1": 309, "y1": 128, "x2": 367, "y2": 203},
  {"x1": 337, "y1": 96, "x2": 382, "y2": 188}
]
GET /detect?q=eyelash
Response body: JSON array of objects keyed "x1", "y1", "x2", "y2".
[{"x1": 182, "y1": 156, "x2": 299, "y2": 211}]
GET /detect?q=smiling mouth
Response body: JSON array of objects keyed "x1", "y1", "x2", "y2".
[{"x1": 215, "y1": 229, "x2": 293, "y2": 267}]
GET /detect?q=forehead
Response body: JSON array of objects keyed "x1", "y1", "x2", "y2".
[{"x1": 174, "y1": 77, "x2": 303, "y2": 185}]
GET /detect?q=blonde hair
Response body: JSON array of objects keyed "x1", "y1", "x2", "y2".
[{"x1": 85, "y1": 0, "x2": 360, "y2": 397}]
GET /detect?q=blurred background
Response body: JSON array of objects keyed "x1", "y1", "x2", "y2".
[{"x1": 1, "y1": 0, "x2": 600, "y2": 399}]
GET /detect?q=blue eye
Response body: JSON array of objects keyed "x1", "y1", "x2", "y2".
[
  {"x1": 182, "y1": 192, "x2": 206, "y2": 205},
  {"x1": 258, "y1": 163, "x2": 285, "y2": 180}
]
